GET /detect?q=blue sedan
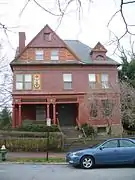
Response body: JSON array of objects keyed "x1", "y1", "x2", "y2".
[{"x1": 66, "y1": 138, "x2": 135, "y2": 169}]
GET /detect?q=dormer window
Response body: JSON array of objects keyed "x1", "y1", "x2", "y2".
[
  {"x1": 44, "y1": 33, "x2": 52, "y2": 41},
  {"x1": 96, "y1": 55, "x2": 104, "y2": 61},
  {"x1": 35, "y1": 50, "x2": 44, "y2": 60},
  {"x1": 51, "y1": 50, "x2": 59, "y2": 60}
]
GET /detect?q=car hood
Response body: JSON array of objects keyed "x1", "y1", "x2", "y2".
[{"x1": 68, "y1": 147, "x2": 96, "y2": 155}]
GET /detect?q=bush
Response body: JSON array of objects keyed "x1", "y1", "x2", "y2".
[
  {"x1": 0, "y1": 135, "x2": 64, "y2": 152},
  {"x1": 15, "y1": 123, "x2": 60, "y2": 132},
  {"x1": 81, "y1": 123, "x2": 95, "y2": 137},
  {"x1": 0, "y1": 130, "x2": 62, "y2": 138}
]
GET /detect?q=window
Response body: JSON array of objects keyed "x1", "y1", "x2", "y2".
[
  {"x1": 101, "y1": 73, "x2": 109, "y2": 88},
  {"x1": 16, "y1": 74, "x2": 32, "y2": 90},
  {"x1": 88, "y1": 74, "x2": 96, "y2": 88},
  {"x1": 96, "y1": 55, "x2": 104, "y2": 61},
  {"x1": 97, "y1": 127, "x2": 106, "y2": 133},
  {"x1": 44, "y1": 33, "x2": 52, "y2": 41},
  {"x1": 36, "y1": 105, "x2": 45, "y2": 121},
  {"x1": 24, "y1": 74, "x2": 32, "y2": 90},
  {"x1": 101, "y1": 99, "x2": 114, "y2": 117},
  {"x1": 63, "y1": 73, "x2": 72, "y2": 89},
  {"x1": 51, "y1": 50, "x2": 59, "y2": 61},
  {"x1": 35, "y1": 50, "x2": 44, "y2": 60},
  {"x1": 90, "y1": 100, "x2": 98, "y2": 117},
  {"x1": 120, "y1": 140, "x2": 135, "y2": 147},
  {"x1": 16, "y1": 74, "x2": 23, "y2": 90},
  {"x1": 102, "y1": 140, "x2": 118, "y2": 148},
  {"x1": 88, "y1": 73, "x2": 109, "y2": 89}
]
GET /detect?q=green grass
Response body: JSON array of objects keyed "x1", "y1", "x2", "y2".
[{"x1": 7, "y1": 157, "x2": 65, "y2": 163}]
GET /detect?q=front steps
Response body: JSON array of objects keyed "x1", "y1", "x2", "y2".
[{"x1": 60, "y1": 126, "x2": 82, "y2": 138}]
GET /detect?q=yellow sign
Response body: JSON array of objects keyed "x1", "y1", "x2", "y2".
[{"x1": 33, "y1": 74, "x2": 41, "y2": 90}]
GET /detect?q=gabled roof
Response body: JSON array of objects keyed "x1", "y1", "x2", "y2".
[
  {"x1": 15, "y1": 24, "x2": 81, "y2": 62},
  {"x1": 11, "y1": 25, "x2": 119, "y2": 66},
  {"x1": 91, "y1": 42, "x2": 107, "y2": 53},
  {"x1": 64, "y1": 40, "x2": 119, "y2": 65}
]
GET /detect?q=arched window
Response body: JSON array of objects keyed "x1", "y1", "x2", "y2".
[{"x1": 96, "y1": 55, "x2": 104, "y2": 61}]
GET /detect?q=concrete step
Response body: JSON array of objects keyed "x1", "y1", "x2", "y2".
[{"x1": 61, "y1": 126, "x2": 82, "y2": 138}]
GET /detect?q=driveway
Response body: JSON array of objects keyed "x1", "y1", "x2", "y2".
[{"x1": 0, "y1": 164, "x2": 135, "y2": 180}]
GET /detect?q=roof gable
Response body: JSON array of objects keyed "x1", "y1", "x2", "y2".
[
  {"x1": 64, "y1": 40, "x2": 119, "y2": 65},
  {"x1": 91, "y1": 42, "x2": 107, "y2": 53},
  {"x1": 28, "y1": 24, "x2": 66, "y2": 48},
  {"x1": 15, "y1": 25, "x2": 81, "y2": 61}
]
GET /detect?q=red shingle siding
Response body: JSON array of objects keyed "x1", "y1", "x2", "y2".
[{"x1": 20, "y1": 48, "x2": 76, "y2": 61}]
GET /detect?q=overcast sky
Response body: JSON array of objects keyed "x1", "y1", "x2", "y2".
[{"x1": 0, "y1": 0, "x2": 135, "y2": 62}]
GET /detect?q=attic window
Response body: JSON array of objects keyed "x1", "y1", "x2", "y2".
[
  {"x1": 96, "y1": 55, "x2": 104, "y2": 61},
  {"x1": 44, "y1": 33, "x2": 52, "y2": 41}
]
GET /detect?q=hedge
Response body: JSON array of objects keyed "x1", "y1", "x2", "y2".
[
  {"x1": 0, "y1": 136, "x2": 64, "y2": 152},
  {"x1": 0, "y1": 130, "x2": 63, "y2": 138},
  {"x1": 15, "y1": 124, "x2": 60, "y2": 132}
]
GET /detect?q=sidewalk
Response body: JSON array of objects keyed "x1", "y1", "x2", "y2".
[{"x1": 8, "y1": 152, "x2": 65, "y2": 159}]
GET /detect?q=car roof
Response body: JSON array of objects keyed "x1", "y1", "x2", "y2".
[{"x1": 105, "y1": 138, "x2": 135, "y2": 141}]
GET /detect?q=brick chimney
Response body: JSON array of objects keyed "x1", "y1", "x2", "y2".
[{"x1": 19, "y1": 32, "x2": 26, "y2": 53}]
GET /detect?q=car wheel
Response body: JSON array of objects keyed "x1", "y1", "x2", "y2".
[{"x1": 80, "y1": 155, "x2": 94, "y2": 169}]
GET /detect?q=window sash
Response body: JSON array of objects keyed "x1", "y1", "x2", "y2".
[
  {"x1": 16, "y1": 74, "x2": 23, "y2": 82},
  {"x1": 101, "y1": 81, "x2": 109, "y2": 88},
  {"x1": 51, "y1": 56, "x2": 59, "y2": 60},
  {"x1": 36, "y1": 105, "x2": 45, "y2": 121},
  {"x1": 63, "y1": 74, "x2": 72, "y2": 82},
  {"x1": 88, "y1": 74, "x2": 96, "y2": 82},
  {"x1": 16, "y1": 82, "x2": 23, "y2": 90},
  {"x1": 24, "y1": 82, "x2": 32, "y2": 90},
  {"x1": 24, "y1": 74, "x2": 32, "y2": 82},
  {"x1": 101, "y1": 73, "x2": 108, "y2": 82},
  {"x1": 64, "y1": 82, "x2": 72, "y2": 89},
  {"x1": 36, "y1": 50, "x2": 44, "y2": 60},
  {"x1": 51, "y1": 50, "x2": 59, "y2": 60}
]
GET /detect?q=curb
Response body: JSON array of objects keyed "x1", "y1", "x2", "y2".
[{"x1": 0, "y1": 162, "x2": 68, "y2": 165}]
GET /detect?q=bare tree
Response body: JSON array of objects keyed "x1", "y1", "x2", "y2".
[
  {"x1": 84, "y1": 84, "x2": 117, "y2": 135},
  {"x1": 120, "y1": 81, "x2": 135, "y2": 129},
  {"x1": 0, "y1": 43, "x2": 12, "y2": 110}
]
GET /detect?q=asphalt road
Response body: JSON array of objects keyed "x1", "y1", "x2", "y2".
[{"x1": 0, "y1": 164, "x2": 135, "y2": 180}]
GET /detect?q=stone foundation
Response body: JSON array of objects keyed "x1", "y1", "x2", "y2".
[{"x1": 111, "y1": 124, "x2": 123, "y2": 136}]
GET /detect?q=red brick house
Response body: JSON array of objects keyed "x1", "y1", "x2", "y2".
[{"x1": 10, "y1": 25, "x2": 122, "y2": 135}]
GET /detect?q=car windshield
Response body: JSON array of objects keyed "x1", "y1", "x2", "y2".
[{"x1": 90, "y1": 142, "x2": 103, "y2": 148}]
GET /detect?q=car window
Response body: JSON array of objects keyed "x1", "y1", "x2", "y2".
[
  {"x1": 120, "y1": 140, "x2": 135, "y2": 147},
  {"x1": 102, "y1": 140, "x2": 118, "y2": 148}
]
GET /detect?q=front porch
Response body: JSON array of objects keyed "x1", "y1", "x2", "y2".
[{"x1": 12, "y1": 102, "x2": 79, "y2": 128}]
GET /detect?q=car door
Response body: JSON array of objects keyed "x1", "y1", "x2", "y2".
[
  {"x1": 94, "y1": 139, "x2": 119, "y2": 165},
  {"x1": 118, "y1": 139, "x2": 135, "y2": 164}
]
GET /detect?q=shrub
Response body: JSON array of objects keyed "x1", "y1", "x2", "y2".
[
  {"x1": 0, "y1": 134, "x2": 64, "y2": 152},
  {"x1": 0, "y1": 130, "x2": 62, "y2": 138},
  {"x1": 81, "y1": 123, "x2": 95, "y2": 137},
  {"x1": 15, "y1": 123, "x2": 60, "y2": 132}
]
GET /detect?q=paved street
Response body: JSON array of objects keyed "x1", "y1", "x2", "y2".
[{"x1": 0, "y1": 164, "x2": 135, "y2": 180}]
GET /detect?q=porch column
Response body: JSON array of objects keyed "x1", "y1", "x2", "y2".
[
  {"x1": 77, "y1": 103, "x2": 81, "y2": 126},
  {"x1": 53, "y1": 104, "x2": 56, "y2": 124},
  {"x1": 12, "y1": 104, "x2": 15, "y2": 128},
  {"x1": 47, "y1": 104, "x2": 50, "y2": 118},
  {"x1": 18, "y1": 104, "x2": 22, "y2": 127}
]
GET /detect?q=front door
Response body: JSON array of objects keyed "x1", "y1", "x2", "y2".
[{"x1": 57, "y1": 104, "x2": 77, "y2": 126}]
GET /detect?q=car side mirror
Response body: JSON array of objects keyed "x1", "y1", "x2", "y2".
[{"x1": 99, "y1": 146, "x2": 104, "y2": 150}]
